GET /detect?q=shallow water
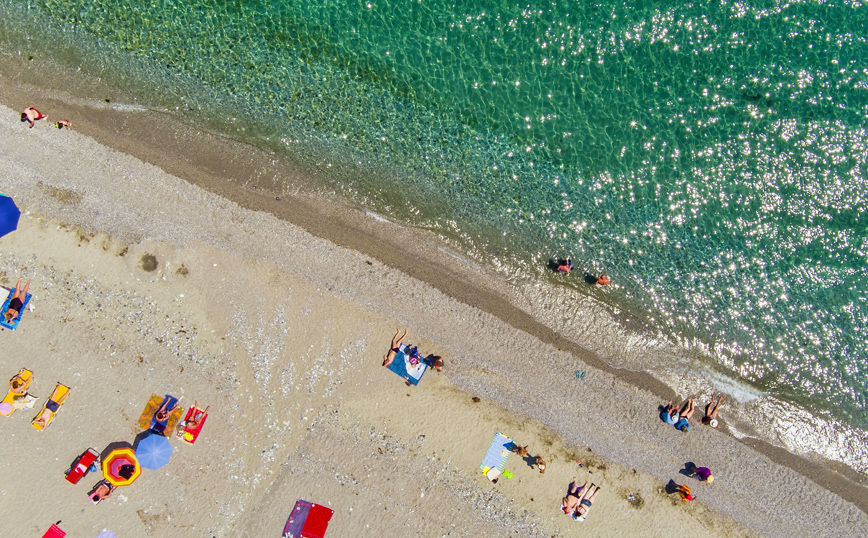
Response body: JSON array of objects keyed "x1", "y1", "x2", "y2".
[{"x1": 1, "y1": 0, "x2": 867, "y2": 467}]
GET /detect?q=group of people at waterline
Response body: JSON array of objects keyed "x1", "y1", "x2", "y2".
[{"x1": 382, "y1": 326, "x2": 723, "y2": 522}]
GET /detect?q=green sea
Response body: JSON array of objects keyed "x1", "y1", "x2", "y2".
[{"x1": 1, "y1": 0, "x2": 866, "y2": 470}]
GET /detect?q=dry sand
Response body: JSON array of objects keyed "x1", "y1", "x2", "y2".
[{"x1": 0, "y1": 94, "x2": 866, "y2": 538}]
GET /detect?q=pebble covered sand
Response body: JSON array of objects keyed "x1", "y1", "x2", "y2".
[{"x1": 0, "y1": 100, "x2": 866, "y2": 538}]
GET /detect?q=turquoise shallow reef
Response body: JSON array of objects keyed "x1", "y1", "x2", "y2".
[{"x1": 2, "y1": 0, "x2": 867, "y2": 464}]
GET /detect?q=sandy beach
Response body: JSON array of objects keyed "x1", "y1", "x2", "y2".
[{"x1": 0, "y1": 69, "x2": 867, "y2": 538}]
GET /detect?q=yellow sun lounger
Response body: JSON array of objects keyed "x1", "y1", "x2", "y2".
[
  {"x1": 32, "y1": 383, "x2": 70, "y2": 430},
  {"x1": 1, "y1": 368, "x2": 33, "y2": 417}
]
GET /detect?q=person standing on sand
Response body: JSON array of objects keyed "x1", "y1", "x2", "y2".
[
  {"x1": 20, "y1": 106, "x2": 47, "y2": 128},
  {"x1": 674, "y1": 398, "x2": 695, "y2": 432},
  {"x1": 534, "y1": 453, "x2": 546, "y2": 473},
  {"x1": 383, "y1": 328, "x2": 408, "y2": 367},
  {"x1": 701, "y1": 394, "x2": 724, "y2": 428}
]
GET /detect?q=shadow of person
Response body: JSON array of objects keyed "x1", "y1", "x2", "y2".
[
  {"x1": 680, "y1": 462, "x2": 696, "y2": 478},
  {"x1": 584, "y1": 273, "x2": 598, "y2": 284},
  {"x1": 547, "y1": 259, "x2": 563, "y2": 272},
  {"x1": 522, "y1": 453, "x2": 539, "y2": 469},
  {"x1": 665, "y1": 479, "x2": 680, "y2": 494}
]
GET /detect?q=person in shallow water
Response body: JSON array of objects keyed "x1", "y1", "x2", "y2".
[
  {"x1": 557, "y1": 258, "x2": 573, "y2": 274},
  {"x1": 596, "y1": 273, "x2": 610, "y2": 285}
]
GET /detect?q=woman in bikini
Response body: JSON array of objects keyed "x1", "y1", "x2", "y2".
[
  {"x1": 383, "y1": 328, "x2": 408, "y2": 367},
  {"x1": 561, "y1": 479, "x2": 587, "y2": 515},
  {"x1": 574, "y1": 483, "x2": 601, "y2": 521},
  {"x1": 4, "y1": 278, "x2": 30, "y2": 323}
]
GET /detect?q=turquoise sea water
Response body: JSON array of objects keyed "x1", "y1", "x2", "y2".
[{"x1": 2, "y1": 1, "x2": 867, "y2": 453}]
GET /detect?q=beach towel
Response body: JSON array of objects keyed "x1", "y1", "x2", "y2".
[
  {"x1": 479, "y1": 431, "x2": 513, "y2": 476},
  {"x1": 283, "y1": 500, "x2": 334, "y2": 538},
  {"x1": 1, "y1": 368, "x2": 33, "y2": 416},
  {"x1": 386, "y1": 344, "x2": 428, "y2": 386},
  {"x1": 32, "y1": 383, "x2": 70, "y2": 431},
  {"x1": 0, "y1": 288, "x2": 32, "y2": 330},
  {"x1": 177, "y1": 404, "x2": 208, "y2": 444},
  {"x1": 95, "y1": 532, "x2": 117, "y2": 538},
  {"x1": 137, "y1": 394, "x2": 183, "y2": 436}
]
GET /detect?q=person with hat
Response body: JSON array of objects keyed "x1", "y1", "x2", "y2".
[
  {"x1": 701, "y1": 393, "x2": 724, "y2": 429},
  {"x1": 686, "y1": 462, "x2": 714, "y2": 483}
]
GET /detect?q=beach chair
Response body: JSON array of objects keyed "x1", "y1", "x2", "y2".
[
  {"x1": 65, "y1": 448, "x2": 99, "y2": 485},
  {"x1": 283, "y1": 499, "x2": 334, "y2": 538},
  {"x1": 177, "y1": 404, "x2": 208, "y2": 444},
  {"x1": 0, "y1": 287, "x2": 32, "y2": 330},
  {"x1": 31, "y1": 383, "x2": 70, "y2": 431},
  {"x1": 137, "y1": 394, "x2": 183, "y2": 437},
  {"x1": 1, "y1": 368, "x2": 33, "y2": 416}
]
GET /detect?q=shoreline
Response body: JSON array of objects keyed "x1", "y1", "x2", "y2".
[{"x1": 0, "y1": 55, "x2": 866, "y2": 536}]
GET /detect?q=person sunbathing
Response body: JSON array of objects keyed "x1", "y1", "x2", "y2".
[
  {"x1": 701, "y1": 394, "x2": 724, "y2": 428},
  {"x1": 431, "y1": 355, "x2": 444, "y2": 372},
  {"x1": 4, "y1": 278, "x2": 30, "y2": 323},
  {"x1": 185, "y1": 403, "x2": 210, "y2": 429},
  {"x1": 573, "y1": 483, "x2": 601, "y2": 521},
  {"x1": 9, "y1": 374, "x2": 28, "y2": 395},
  {"x1": 54, "y1": 119, "x2": 72, "y2": 129},
  {"x1": 511, "y1": 443, "x2": 529, "y2": 457},
  {"x1": 20, "y1": 106, "x2": 47, "y2": 128},
  {"x1": 660, "y1": 400, "x2": 680, "y2": 425},
  {"x1": 154, "y1": 397, "x2": 176, "y2": 422},
  {"x1": 32, "y1": 389, "x2": 67, "y2": 427},
  {"x1": 383, "y1": 328, "x2": 408, "y2": 367},
  {"x1": 561, "y1": 478, "x2": 587, "y2": 514},
  {"x1": 90, "y1": 481, "x2": 114, "y2": 502},
  {"x1": 674, "y1": 398, "x2": 695, "y2": 432}
]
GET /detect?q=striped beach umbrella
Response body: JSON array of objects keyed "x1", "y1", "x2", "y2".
[{"x1": 102, "y1": 447, "x2": 141, "y2": 487}]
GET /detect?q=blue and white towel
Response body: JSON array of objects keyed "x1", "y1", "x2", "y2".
[{"x1": 386, "y1": 344, "x2": 428, "y2": 386}]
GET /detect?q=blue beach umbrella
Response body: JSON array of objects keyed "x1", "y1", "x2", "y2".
[
  {"x1": 135, "y1": 433, "x2": 174, "y2": 470},
  {"x1": 0, "y1": 194, "x2": 21, "y2": 238}
]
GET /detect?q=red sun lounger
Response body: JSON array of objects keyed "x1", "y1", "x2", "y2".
[
  {"x1": 42, "y1": 522, "x2": 66, "y2": 538},
  {"x1": 65, "y1": 448, "x2": 99, "y2": 484}
]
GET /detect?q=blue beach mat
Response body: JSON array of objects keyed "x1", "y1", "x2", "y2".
[
  {"x1": 479, "y1": 431, "x2": 513, "y2": 473},
  {"x1": 0, "y1": 289, "x2": 32, "y2": 330},
  {"x1": 386, "y1": 344, "x2": 428, "y2": 386}
]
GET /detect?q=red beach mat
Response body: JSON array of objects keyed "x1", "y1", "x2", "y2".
[
  {"x1": 42, "y1": 523, "x2": 66, "y2": 538},
  {"x1": 283, "y1": 500, "x2": 334, "y2": 538}
]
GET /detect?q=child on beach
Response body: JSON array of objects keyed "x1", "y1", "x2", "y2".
[
  {"x1": 701, "y1": 394, "x2": 724, "y2": 428},
  {"x1": 674, "y1": 398, "x2": 695, "y2": 432},
  {"x1": 20, "y1": 106, "x2": 47, "y2": 128},
  {"x1": 4, "y1": 277, "x2": 30, "y2": 322},
  {"x1": 383, "y1": 328, "x2": 408, "y2": 367},
  {"x1": 54, "y1": 119, "x2": 72, "y2": 130}
]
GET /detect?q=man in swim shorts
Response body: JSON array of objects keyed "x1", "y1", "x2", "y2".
[{"x1": 674, "y1": 398, "x2": 695, "y2": 432}]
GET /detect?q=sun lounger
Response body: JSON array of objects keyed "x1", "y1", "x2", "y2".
[
  {"x1": 137, "y1": 394, "x2": 183, "y2": 436},
  {"x1": 0, "y1": 287, "x2": 32, "y2": 330},
  {"x1": 1, "y1": 368, "x2": 33, "y2": 416},
  {"x1": 283, "y1": 499, "x2": 334, "y2": 538},
  {"x1": 386, "y1": 344, "x2": 429, "y2": 386},
  {"x1": 177, "y1": 404, "x2": 208, "y2": 444},
  {"x1": 65, "y1": 448, "x2": 99, "y2": 485},
  {"x1": 31, "y1": 383, "x2": 70, "y2": 431},
  {"x1": 479, "y1": 431, "x2": 513, "y2": 479}
]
